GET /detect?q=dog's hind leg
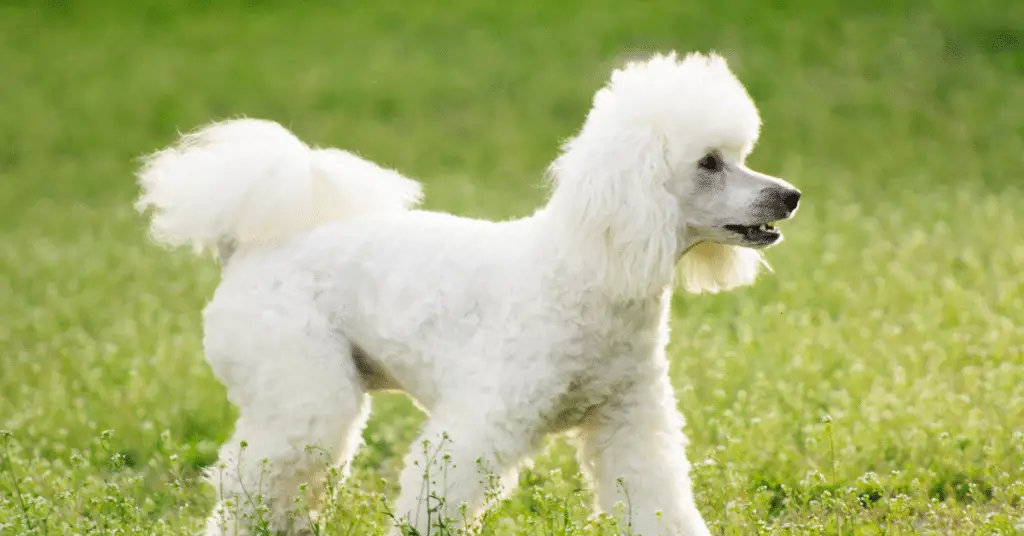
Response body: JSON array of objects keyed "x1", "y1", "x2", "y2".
[{"x1": 201, "y1": 304, "x2": 369, "y2": 536}]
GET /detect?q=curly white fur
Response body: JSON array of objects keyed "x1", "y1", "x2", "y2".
[
  {"x1": 137, "y1": 51, "x2": 800, "y2": 536},
  {"x1": 136, "y1": 119, "x2": 422, "y2": 253}
]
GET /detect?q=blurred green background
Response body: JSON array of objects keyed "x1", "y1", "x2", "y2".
[{"x1": 1, "y1": 1, "x2": 1022, "y2": 534}]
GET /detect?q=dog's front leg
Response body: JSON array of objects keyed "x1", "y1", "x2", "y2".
[
  {"x1": 577, "y1": 373, "x2": 711, "y2": 536},
  {"x1": 389, "y1": 404, "x2": 534, "y2": 535}
]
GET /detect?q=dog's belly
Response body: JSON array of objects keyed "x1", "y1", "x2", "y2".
[{"x1": 330, "y1": 296, "x2": 656, "y2": 424}]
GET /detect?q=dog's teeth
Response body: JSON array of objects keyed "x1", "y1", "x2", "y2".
[{"x1": 759, "y1": 224, "x2": 768, "y2": 232}]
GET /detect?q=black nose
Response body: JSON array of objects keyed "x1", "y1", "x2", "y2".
[{"x1": 782, "y1": 190, "x2": 801, "y2": 212}]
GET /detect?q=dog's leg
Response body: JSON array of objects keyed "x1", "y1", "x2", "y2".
[
  {"x1": 202, "y1": 311, "x2": 369, "y2": 536},
  {"x1": 577, "y1": 372, "x2": 710, "y2": 536},
  {"x1": 389, "y1": 405, "x2": 534, "y2": 535}
]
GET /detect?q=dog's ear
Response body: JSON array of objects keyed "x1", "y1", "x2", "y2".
[
  {"x1": 677, "y1": 241, "x2": 768, "y2": 294},
  {"x1": 547, "y1": 130, "x2": 681, "y2": 299}
]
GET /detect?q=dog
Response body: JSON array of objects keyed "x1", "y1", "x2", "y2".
[{"x1": 136, "y1": 51, "x2": 800, "y2": 535}]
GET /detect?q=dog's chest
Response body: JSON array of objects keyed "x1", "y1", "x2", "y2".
[
  {"x1": 543, "y1": 297, "x2": 664, "y2": 432},
  {"x1": 545, "y1": 357, "x2": 634, "y2": 433}
]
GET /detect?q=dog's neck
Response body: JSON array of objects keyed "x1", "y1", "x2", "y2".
[{"x1": 531, "y1": 203, "x2": 677, "y2": 303}]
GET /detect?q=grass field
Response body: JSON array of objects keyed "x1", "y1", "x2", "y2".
[{"x1": 2, "y1": 0, "x2": 1023, "y2": 534}]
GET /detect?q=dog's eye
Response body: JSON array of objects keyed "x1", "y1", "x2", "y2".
[{"x1": 697, "y1": 154, "x2": 721, "y2": 172}]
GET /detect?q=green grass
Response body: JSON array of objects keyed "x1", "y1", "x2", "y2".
[{"x1": 2, "y1": 0, "x2": 1023, "y2": 534}]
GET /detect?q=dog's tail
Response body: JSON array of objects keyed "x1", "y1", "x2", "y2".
[{"x1": 135, "y1": 118, "x2": 422, "y2": 258}]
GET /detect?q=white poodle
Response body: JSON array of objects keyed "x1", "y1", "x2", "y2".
[{"x1": 136, "y1": 51, "x2": 800, "y2": 536}]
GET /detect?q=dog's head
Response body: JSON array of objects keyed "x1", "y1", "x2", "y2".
[{"x1": 548, "y1": 52, "x2": 801, "y2": 296}]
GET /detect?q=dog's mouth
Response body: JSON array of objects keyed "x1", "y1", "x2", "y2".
[{"x1": 723, "y1": 222, "x2": 782, "y2": 246}]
